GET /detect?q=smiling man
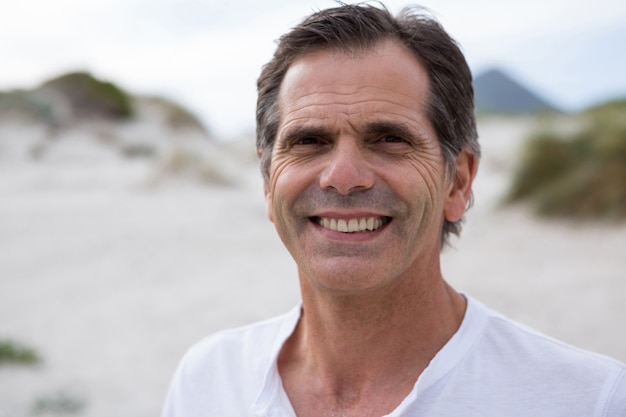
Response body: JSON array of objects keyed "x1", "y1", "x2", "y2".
[{"x1": 162, "y1": 4, "x2": 626, "y2": 417}]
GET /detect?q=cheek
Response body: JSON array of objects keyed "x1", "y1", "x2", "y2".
[
  {"x1": 394, "y1": 159, "x2": 446, "y2": 205},
  {"x1": 271, "y1": 158, "x2": 318, "y2": 198},
  {"x1": 266, "y1": 163, "x2": 301, "y2": 226}
]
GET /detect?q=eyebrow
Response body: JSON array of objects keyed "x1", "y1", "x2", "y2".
[{"x1": 279, "y1": 120, "x2": 427, "y2": 145}]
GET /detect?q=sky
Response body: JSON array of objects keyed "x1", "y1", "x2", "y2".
[{"x1": 2, "y1": 0, "x2": 626, "y2": 139}]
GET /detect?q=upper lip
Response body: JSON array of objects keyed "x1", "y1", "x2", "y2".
[{"x1": 310, "y1": 210, "x2": 388, "y2": 219}]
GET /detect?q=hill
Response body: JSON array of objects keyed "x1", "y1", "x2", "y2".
[
  {"x1": 0, "y1": 71, "x2": 207, "y2": 134},
  {"x1": 474, "y1": 68, "x2": 557, "y2": 114}
]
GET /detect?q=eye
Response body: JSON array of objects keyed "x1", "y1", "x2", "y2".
[
  {"x1": 285, "y1": 135, "x2": 331, "y2": 156},
  {"x1": 296, "y1": 137, "x2": 321, "y2": 145},
  {"x1": 371, "y1": 134, "x2": 414, "y2": 156},
  {"x1": 382, "y1": 135, "x2": 407, "y2": 143}
]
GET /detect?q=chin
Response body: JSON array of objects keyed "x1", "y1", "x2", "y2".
[{"x1": 300, "y1": 263, "x2": 395, "y2": 295}]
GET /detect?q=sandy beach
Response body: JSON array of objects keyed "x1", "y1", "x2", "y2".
[{"x1": 1, "y1": 117, "x2": 625, "y2": 417}]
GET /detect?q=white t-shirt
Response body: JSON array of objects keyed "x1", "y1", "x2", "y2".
[{"x1": 162, "y1": 296, "x2": 626, "y2": 416}]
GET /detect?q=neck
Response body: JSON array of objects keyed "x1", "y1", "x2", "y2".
[{"x1": 279, "y1": 267, "x2": 466, "y2": 401}]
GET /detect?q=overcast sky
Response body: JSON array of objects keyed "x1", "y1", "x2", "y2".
[{"x1": 2, "y1": 0, "x2": 626, "y2": 139}]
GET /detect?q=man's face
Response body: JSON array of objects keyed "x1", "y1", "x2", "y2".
[{"x1": 264, "y1": 40, "x2": 472, "y2": 294}]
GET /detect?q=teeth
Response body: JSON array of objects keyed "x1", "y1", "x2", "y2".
[{"x1": 317, "y1": 216, "x2": 387, "y2": 233}]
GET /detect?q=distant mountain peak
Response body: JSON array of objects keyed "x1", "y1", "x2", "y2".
[{"x1": 473, "y1": 68, "x2": 557, "y2": 114}]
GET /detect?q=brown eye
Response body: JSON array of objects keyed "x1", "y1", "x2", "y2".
[
  {"x1": 382, "y1": 135, "x2": 406, "y2": 143},
  {"x1": 297, "y1": 137, "x2": 320, "y2": 145}
]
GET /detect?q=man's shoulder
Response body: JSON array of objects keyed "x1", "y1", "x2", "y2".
[
  {"x1": 468, "y1": 298, "x2": 626, "y2": 395},
  {"x1": 481, "y1": 303, "x2": 624, "y2": 372},
  {"x1": 436, "y1": 298, "x2": 626, "y2": 415}
]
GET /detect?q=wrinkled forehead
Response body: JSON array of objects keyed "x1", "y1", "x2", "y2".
[
  {"x1": 282, "y1": 39, "x2": 428, "y2": 96},
  {"x1": 277, "y1": 40, "x2": 433, "y2": 136}
]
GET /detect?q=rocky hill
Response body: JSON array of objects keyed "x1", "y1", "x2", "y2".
[{"x1": 474, "y1": 68, "x2": 557, "y2": 115}]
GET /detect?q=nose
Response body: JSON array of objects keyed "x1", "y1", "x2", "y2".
[{"x1": 319, "y1": 137, "x2": 375, "y2": 195}]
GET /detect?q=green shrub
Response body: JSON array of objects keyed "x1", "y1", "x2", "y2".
[
  {"x1": 586, "y1": 98, "x2": 626, "y2": 126},
  {"x1": 0, "y1": 339, "x2": 41, "y2": 366},
  {"x1": 142, "y1": 95, "x2": 208, "y2": 133},
  {"x1": 40, "y1": 71, "x2": 133, "y2": 119},
  {"x1": 32, "y1": 391, "x2": 86, "y2": 415},
  {"x1": 505, "y1": 99, "x2": 626, "y2": 220},
  {"x1": 156, "y1": 149, "x2": 234, "y2": 186},
  {"x1": 120, "y1": 143, "x2": 158, "y2": 159},
  {"x1": 0, "y1": 90, "x2": 55, "y2": 122}
]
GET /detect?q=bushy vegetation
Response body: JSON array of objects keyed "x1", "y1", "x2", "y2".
[
  {"x1": 0, "y1": 89, "x2": 56, "y2": 122},
  {"x1": 505, "y1": 99, "x2": 626, "y2": 220},
  {"x1": 1, "y1": 71, "x2": 213, "y2": 152},
  {"x1": 141, "y1": 95, "x2": 207, "y2": 133},
  {"x1": 154, "y1": 149, "x2": 235, "y2": 186},
  {"x1": 0, "y1": 340, "x2": 89, "y2": 414},
  {"x1": 0, "y1": 339, "x2": 41, "y2": 366},
  {"x1": 33, "y1": 391, "x2": 86, "y2": 415},
  {"x1": 40, "y1": 71, "x2": 133, "y2": 119}
]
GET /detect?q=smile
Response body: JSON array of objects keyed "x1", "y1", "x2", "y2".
[{"x1": 313, "y1": 216, "x2": 391, "y2": 233}]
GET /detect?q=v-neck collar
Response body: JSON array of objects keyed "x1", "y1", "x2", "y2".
[{"x1": 252, "y1": 296, "x2": 488, "y2": 417}]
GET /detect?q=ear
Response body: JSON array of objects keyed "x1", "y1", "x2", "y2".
[
  {"x1": 264, "y1": 180, "x2": 274, "y2": 223},
  {"x1": 444, "y1": 150, "x2": 478, "y2": 222},
  {"x1": 258, "y1": 148, "x2": 275, "y2": 223}
]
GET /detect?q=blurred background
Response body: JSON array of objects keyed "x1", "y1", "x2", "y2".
[{"x1": 1, "y1": 1, "x2": 625, "y2": 416}]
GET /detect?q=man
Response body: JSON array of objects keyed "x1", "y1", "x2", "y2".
[{"x1": 163, "y1": 4, "x2": 626, "y2": 416}]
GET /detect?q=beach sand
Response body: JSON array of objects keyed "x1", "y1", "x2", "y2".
[{"x1": 1, "y1": 117, "x2": 624, "y2": 417}]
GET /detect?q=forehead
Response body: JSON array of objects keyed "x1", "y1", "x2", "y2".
[{"x1": 278, "y1": 40, "x2": 432, "y2": 133}]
